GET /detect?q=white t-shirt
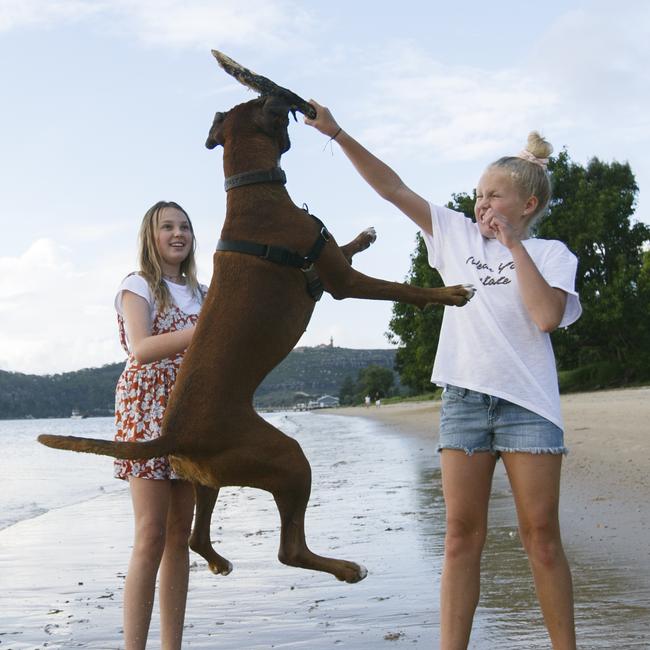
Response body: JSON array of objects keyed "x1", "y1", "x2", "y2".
[
  {"x1": 422, "y1": 203, "x2": 582, "y2": 430},
  {"x1": 115, "y1": 273, "x2": 205, "y2": 320}
]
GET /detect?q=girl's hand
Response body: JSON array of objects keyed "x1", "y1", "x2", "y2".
[
  {"x1": 484, "y1": 208, "x2": 523, "y2": 250},
  {"x1": 304, "y1": 99, "x2": 341, "y2": 138}
]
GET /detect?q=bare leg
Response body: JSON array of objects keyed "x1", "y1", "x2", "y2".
[
  {"x1": 159, "y1": 480, "x2": 195, "y2": 650},
  {"x1": 440, "y1": 450, "x2": 497, "y2": 650},
  {"x1": 502, "y1": 453, "x2": 576, "y2": 650},
  {"x1": 123, "y1": 478, "x2": 172, "y2": 650},
  {"x1": 189, "y1": 483, "x2": 233, "y2": 575}
]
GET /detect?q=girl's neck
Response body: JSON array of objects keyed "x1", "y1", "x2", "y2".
[{"x1": 161, "y1": 265, "x2": 184, "y2": 284}]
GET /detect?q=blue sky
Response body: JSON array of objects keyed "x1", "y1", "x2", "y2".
[{"x1": 1, "y1": 0, "x2": 649, "y2": 374}]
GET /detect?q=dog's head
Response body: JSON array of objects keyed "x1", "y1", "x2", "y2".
[
  {"x1": 205, "y1": 94, "x2": 294, "y2": 154},
  {"x1": 206, "y1": 50, "x2": 316, "y2": 154}
]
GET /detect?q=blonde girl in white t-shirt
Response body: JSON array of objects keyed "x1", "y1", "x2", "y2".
[
  {"x1": 306, "y1": 104, "x2": 580, "y2": 650},
  {"x1": 114, "y1": 200, "x2": 206, "y2": 650}
]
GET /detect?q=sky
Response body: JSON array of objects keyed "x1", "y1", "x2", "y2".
[{"x1": 1, "y1": 0, "x2": 649, "y2": 375}]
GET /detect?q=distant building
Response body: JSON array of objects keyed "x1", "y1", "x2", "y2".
[{"x1": 316, "y1": 395, "x2": 340, "y2": 408}]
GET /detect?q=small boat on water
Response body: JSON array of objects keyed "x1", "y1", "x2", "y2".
[{"x1": 70, "y1": 409, "x2": 83, "y2": 419}]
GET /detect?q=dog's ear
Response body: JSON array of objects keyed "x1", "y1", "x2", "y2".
[
  {"x1": 259, "y1": 95, "x2": 291, "y2": 153},
  {"x1": 205, "y1": 111, "x2": 227, "y2": 149},
  {"x1": 261, "y1": 95, "x2": 290, "y2": 127}
]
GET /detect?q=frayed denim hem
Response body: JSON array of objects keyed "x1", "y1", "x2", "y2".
[
  {"x1": 493, "y1": 445, "x2": 569, "y2": 456},
  {"x1": 436, "y1": 445, "x2": 569, "y2": 457},
  {"x1": 436, "y1": 444, "x2": 495, "y2": 456}
]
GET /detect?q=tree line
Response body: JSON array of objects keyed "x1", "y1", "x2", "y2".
[
  {"x1": 0, "y1": 347, "x2": 397, "y2": 419},
  {"x1": 386, "y1": 150, "x2": 650, "y2": 394}
]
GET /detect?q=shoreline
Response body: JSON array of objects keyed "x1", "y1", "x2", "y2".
[{"x1": 320, "y1": 387, "x2": 650, "y2": 583}]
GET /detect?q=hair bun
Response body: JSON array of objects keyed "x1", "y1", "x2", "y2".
[{"x1": 526, "y1": 131, "x2": 553, "y2": 159}]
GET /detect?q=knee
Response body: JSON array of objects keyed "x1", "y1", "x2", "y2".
[
  {"x1": 519, "y1": 521, "x2": 564, "y2": 568},
  {"x1": 133, "y1": 521, "x2": 167, "y2": 561},
  {"x1": 444, "y1": 517, "x2": 486, "y2": 560},
  {"x1": 166, "y1": 516, "x2": 192, "y2": 551}
]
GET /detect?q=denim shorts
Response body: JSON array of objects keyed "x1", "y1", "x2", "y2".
[{"x1": 438, "y1": 385, "x2": 567, "y2": 456}]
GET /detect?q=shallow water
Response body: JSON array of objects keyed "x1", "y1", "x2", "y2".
[
  {"x1": 0, "y1": 412, "x2": 648, "y2": 648},
  {"x1": 0, "y1": 417, "x2": 123, "y2": 530}
]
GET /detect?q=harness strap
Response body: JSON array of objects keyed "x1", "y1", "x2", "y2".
[
  {"x1": 302, "y1": 213, "x2": 330, "y2": 264},
  {"x1": 224, "y1": 167, "x2": 286, "y2": 192},
  {"x1": 216, "y1": 239, "x2": 306, "y2": 269},
  {"x1": 215, "y1": 210, "x2": 329, "y2": 301}
]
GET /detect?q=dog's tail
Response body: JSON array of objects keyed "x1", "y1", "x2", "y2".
[{"x1": 37, "y1": 434, "x2": 174, "y2": 460}]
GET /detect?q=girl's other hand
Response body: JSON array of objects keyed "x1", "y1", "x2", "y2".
[
  {"x1": 484, "y1": 208, "x2": 522, "y2": 249},
  {"x1": 304, "y1": 99, "x2": 340, "y2": 138}
]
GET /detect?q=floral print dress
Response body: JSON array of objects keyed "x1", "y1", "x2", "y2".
[{"x1": 113, "y1": 280, "x2": 201, "y2": 480}]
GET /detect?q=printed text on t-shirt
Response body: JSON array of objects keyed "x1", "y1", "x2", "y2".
[{"x1": 466, "y1": 256, "x2": 515, "y2": 286}]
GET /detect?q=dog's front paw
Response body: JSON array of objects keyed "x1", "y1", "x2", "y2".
[{"x1": 362, "y1": 227, "x2": 377, "y2": 244}]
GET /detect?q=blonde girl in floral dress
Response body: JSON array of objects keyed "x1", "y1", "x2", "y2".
[{"x1": 114, "y1": 200, "x2": 207, "y2": 650}]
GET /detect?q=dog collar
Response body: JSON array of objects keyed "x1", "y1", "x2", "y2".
[{"x1": 224, "y1": 167, "x2": 286, "y2": 191}]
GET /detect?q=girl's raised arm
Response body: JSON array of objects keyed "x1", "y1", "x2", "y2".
[{"x1": 305, "y1": 100, "x2": 432, "y2": 235}]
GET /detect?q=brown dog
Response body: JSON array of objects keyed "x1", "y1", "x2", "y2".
[{"x1": 39, "y1": 54, "x2": 473, "y2": 584}]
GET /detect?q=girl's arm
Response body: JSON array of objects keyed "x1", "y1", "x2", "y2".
[
  {"x1": 509, "y1": 244, "x2": 567, "y2": 332},
  {"x1": 487, "y1": 212, "x2": 567, "y2": 332},
  {"x1": 305, "y1": 101, "x2": 432, "y2": 234},
  {"x1": 122, "y1": 291, "x2": 195, "y2": 364}
]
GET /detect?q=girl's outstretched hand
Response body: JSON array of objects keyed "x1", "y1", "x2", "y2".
[{"x1": 304, "y1": 99, "x2": 341, "y2": 138}]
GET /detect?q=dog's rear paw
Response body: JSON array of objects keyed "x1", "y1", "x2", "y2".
[
  {"x1": 337, "y1": 562, "x2": 368, "y2": 584},
  {"x1": 209, "y1": 559, "x2": 233, "y2": 576}
]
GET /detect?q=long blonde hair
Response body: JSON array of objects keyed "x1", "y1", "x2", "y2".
[{"x1": 137, "y1": 200, "x2": 202, "y2": 311}]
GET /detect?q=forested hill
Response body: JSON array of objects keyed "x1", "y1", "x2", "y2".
[{"x1": 0, "y1": 346, "x2": 396, "y2": 419}]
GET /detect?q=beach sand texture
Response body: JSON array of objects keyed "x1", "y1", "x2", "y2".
[
  {"x1": 331, "y1": 387, "x2": 650, "y2": 577},
  {"x1": 0, "y1": 389, "x2": 648, "y2": 648}
]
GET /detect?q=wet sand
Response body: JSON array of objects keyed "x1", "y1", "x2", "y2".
[
  {"x1": 1, "y1": 413, "x2": 449, "y2": 649},
  {"x1": 1, "y1": 392, "x2": 648, "y2": 648},
  {"x1": 326, "y1": 386, "x2": 650, "y2": 581}
]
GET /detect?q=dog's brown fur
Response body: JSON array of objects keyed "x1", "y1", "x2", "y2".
[{"x1": 39, "y1": 95, "x2": 471, "y2": 583}]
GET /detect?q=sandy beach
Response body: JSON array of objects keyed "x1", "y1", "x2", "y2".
[
  {"x1": 1, "y1": 390, "x2": 648, "y2": 648},
  {"x1": 326, "y1": 387, "x2": 650, "y2": 582}
]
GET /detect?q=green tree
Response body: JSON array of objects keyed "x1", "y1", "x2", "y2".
[
  {"x1": 338, "y1": 375, "x2": 357, "y2": 406},
  {"x1": 356, "y1": 364, "x2": 395, "y2": 400},
  {"x1": 386, "y1": 194, "x2": 473, "y2": 393},
  {"x1": 387, "y1": 151, "x2": 650, "y2": 390},
  {"x1": 537, "y1": 152, "x2": 650, "y2": 379},
  {"x1": 338, "y1": 365, "x2": 396, "y2": 405}
]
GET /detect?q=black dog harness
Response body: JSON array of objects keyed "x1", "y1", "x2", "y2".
[{"x1": 216, "y1": 167, "x2": 329, "y2": 301}]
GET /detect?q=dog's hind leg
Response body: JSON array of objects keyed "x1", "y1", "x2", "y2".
[
  {"x1": 208, "y1": 417, "x2": 367, "y2": 583},
  {"x1": 265, "y1": 434, "x2": 367, "y2": 583},
  {"x1": 273, "y1": 481, "x2": 368, "y2": 583},
  {"x1": 189, "y1": 483, "x2": 233, "y2": 576}
]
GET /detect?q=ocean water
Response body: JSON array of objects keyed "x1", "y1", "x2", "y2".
[
  {"x1": 0, "y1": 417, "x2": 125, "y2": 531},
  {"x1": 1, "y1": 412, "x2": 649, "y2": 648}
]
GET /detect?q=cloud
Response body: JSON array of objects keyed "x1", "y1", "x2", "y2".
[
  {"x1": 0, "y1": 0, "x2": 315, "y2": 51},
  {"x1": 0, "y1": 238, "x2": 126, "y2": 374},
  {"x1": 0, "y1": 0, "x2": 103, "y2": 31},
  {"x1": 525, "y1": 2, "x2": 650, "y2": 147},
  {"x1": 110, "y1": 0, "x2": 314, "y2": 51},
  {"x1": 348, "y1": 42, "x2": 560, "y2": 164}
]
